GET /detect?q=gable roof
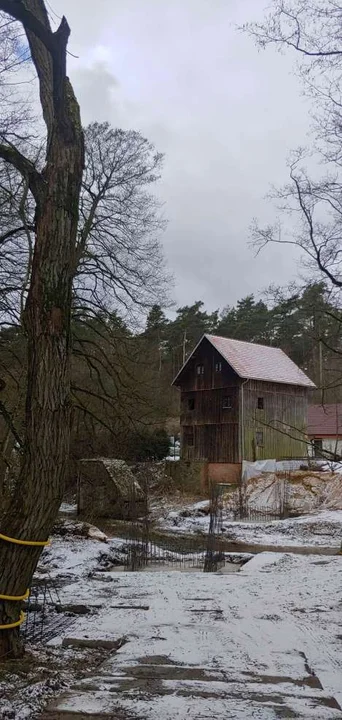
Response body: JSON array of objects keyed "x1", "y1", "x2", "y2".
[
  {"x1": 307, "y1": 404, "x2": 342, "y2": 437},
  {"x1": 173, "y1": 334, "x2": 315, "y2": 388}
]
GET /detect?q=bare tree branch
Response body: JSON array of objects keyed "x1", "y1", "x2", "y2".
[{"x1": 0, "y1": 143, "x2": 42, "y2": 199}]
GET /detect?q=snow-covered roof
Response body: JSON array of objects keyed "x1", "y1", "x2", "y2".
[{"x1": 173, "y1": 334, "x2": 315, "y2": 388}]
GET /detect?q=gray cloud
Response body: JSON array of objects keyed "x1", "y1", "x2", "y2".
[{"x1": 53, "y1": 0, "x2": 311, "y2": 311}]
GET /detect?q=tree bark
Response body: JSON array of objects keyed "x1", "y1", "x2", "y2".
[{"x1": 0, "y1": 0, "x2": 84, "y2": 658}]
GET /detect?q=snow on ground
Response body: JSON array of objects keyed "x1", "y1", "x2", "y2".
[
  {"x1": 159, "y1": 503, "x2": 342, "y2": 548},
  {"x1": 40, "y1": 536, "x2": 342, "y2": 719},
  {"x1": 220, "y1": 510, "x2": 342, "y2": 548},
  {"x1": 59, "y1": 501, "x2": 77, "y2": 515},
  {"x1": 0, "y1": 644, "x2": 111, "y2": 720},
  {"x1": 3, "y1": 511, "x2": 342, "y2": 718}
]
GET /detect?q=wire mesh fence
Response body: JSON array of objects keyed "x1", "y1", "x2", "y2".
[
  {"x1": 238, "y1": 473, "x2": 290, "y2": 521},
  {"x1": 19, "y1": 471, "x2": 297, "y2": 650},
  {"x1": 204, "y1": 482, "x2": 225, "y2": 572},
  {"x1": 123, "y1": 478, "x2": 228, "y2": 573},
  {"x1": 23, "y1": 575, "x2": 73, "y2": 645},
  {"x1": 124, "y1": 540, "x2": 218, "y2": 571},
  {"x1": 233, "y1": 506, "x2": 287, "y2": 522}
]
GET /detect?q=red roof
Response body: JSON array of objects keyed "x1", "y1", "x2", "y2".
[
  {"x1": 307, "y1": 404, "x2": 342, "y2": 437},
  {"x1": 173, "y1": 334, "x2": 315, "y2": 387}
]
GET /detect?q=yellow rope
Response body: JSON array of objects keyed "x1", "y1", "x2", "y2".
[
  {"x1": 0, "y1": 533, "x2": 49, "y2": 629},
  {"x1": 0, "y1": 589, "x2": 29, "y2": 602},
  {"x1": 0, "y1": 533, "x2": 50, "y2": 547},
  {"x1": 0, "y1": 611, "x2": 26, "y2": 630}
]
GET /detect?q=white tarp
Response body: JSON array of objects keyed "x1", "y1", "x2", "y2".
[
  {"x1": 276, "y1": 459, "x2": 306, "y2": 472},
  {"x1": 242, "y1": 459, "x2": 276, "y2": 481},
  {"x1": 242, "y1": 458, "x2": 311, "y2": 481}
]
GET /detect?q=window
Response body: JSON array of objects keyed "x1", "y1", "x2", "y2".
[
  {"x1": 188, "y1": 398, "x2": 195, "y2": 411},
  {"x1": 222, "y1": 396, "x2": 232, "y2": 409},
  {"x1": 257, "y1": 397, "x2": 264, "y2": 410},
  {"x1": 215, "y1": 361, "x2": 222, "y2": 372},
  {"x1": 196, "y1": 364, "x2": 204, "y2": 376},
  {"x1": 256, "y1": 431, "x2": 264, "y2": 447},
  {"x1": 313, "y1": 438, "x2": 323, "y2": 457},
  {"x1": 184, "y1": 430, "x2": 194, "y2": 446}
]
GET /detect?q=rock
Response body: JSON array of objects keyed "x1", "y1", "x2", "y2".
[
  {"x1": 52, "y1": 519, "x2": 107, "y2": 542},
  {"x1": 55, "y1": 604, "x2": 93, "y2": 615},
  {"x1": 178, "y1": 503, "x2": 209, "y2": 519},
  {"x1": 97, "y1": 547, "x2": 127, "y2": 568},
  {"x1": 24, "y1": 601, "x2": 43, "y2": 612},
  {"x1": 195, "y1": 503, "x2": 210, "y2": 516},
  {"x1": 179, "y1": 509, "x2": 192, "y2": 517},
  {"x1": 89, "y1": 572, "x2": 116, "y2": 582},
  {"x1": 87, "y1": 525, "x2": 107, "y2": 542},
  {"x1": 62, "y1": 636, "x2": 126, "y2": 650}
]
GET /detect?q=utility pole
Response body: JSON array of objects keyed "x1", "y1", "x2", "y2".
[
  {"x1": 182, "y1": 329, "x2": 187, "y2": 365},
  {"x1": 319, "y1": 340, "x2": 323, "y2": 390}
]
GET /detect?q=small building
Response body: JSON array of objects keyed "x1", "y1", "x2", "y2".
[
  {"x1": 77, "y1": 458, "x2": 145, "y2": 519},
  {"x1": 307, "y1": 404, "x2": 342, "y2": 459},
  {"x1": 172, "y1": 334, "x2": 315, "y2": 482}
]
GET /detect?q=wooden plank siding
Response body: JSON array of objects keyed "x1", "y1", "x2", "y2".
[
  {"x1": 175, "y1": 337, "x2": 310, "y2": 463},
  {"x1": 181, "y1": 388, "x2": 239, "y2": 426},
  {"x1": 242, "y1": 380, "x2": 308, "y2": 461},
  {"x1": 181, "y1": 423, "x2": 239, "y2": 463},
  {"x1": 177, "y1": 337, "x2": 239, "y2": 392},
  {"x1": 178, "y1": 338, "x2": 241, "y2": 462},
  {"x1": 180, "y1": 386, "x2": 239, "y2": 462}
]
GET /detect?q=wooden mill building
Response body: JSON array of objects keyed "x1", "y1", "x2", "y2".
[{"x1": 172, "y1": 335, "x2": 314, "y2": 482}]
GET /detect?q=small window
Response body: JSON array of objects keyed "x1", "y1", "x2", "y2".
[
  {"x1": 256, "y1": 431, "x2": 264, "y2": 447},
  {"x1": 185, "y1": 431, "x2": 194, "y2": 446},
  {"x1": 196, "y1": 364, "x2": 204, "y2": 376},
  {"x1": 188, "y1": 398, "x2": 195, "y2": 411},
  {"x1": 313, "y1": 438, "x2": 323, "y2": 457},
  {"x1": 215, "y1": 361, "x2": 222, "y2": 372},
  {"x1": 222, "y1": 396, "x2": 232, "y2": 409},
  {"x1": 257, "y1": 397, "x2": 264, "y2": 410}
]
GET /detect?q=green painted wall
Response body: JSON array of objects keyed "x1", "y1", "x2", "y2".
[{"x1": 242, "y1": 381, "x2": 308, "y2": 461}]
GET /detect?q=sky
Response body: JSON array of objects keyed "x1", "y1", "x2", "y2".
[{"x1": 51, "y1": 0, "x2": 311, "y2": 312}]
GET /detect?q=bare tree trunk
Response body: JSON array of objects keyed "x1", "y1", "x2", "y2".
[{"x1": 0, "y1": 0, "x2": 84, "y2": 658}]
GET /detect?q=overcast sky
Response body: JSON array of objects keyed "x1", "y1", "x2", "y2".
[{"x1": 52, "y1": 0, "x2": 311, "y2": 312}]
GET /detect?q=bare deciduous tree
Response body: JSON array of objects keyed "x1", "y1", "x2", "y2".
[
  {"x1": 76, "y1": 122, "x2": 168, "y2": 323},
  {"x1": 244, "y1": 1, "x2": 342, "y2": 294},
  {"x1": 0, "y1": 0, "x2": 84, "y2": 658},
  {"x1": 0, "y1": 122, "x2": 169, "y2": 327},
  {"x1": 0, "y1": 121, "x2": 169, "y2": 501}
]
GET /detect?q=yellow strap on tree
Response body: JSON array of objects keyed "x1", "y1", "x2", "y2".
[
  {"x1": 0, "y1": 532, "x2": 50, "y2": 547},
  {"x1": 0, "y1": 589, "x2": 30, "y2": 602},
  {"x1": 0, "y1": 611, "x2": 26, "y2": 630},
  {"x1": 0, "y1": 534, "x2": 49, "y2": 629}
]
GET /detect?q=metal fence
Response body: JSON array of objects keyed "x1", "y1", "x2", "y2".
[
  {"x1": 238, "y1": 472, "x2": 290, "y2": 521},
  {"x1": 23, "y1": 576, "x2": 73, "y2": 645},
  {"x1": 123, "y1": 481, "x2": 226, "y2": 573},
  {"x1": 204, "y1": 482, "x2": 225, "y2": 571},
  {"x1": 123, "y1": 539, "x2": 216, "y2": 571},
  {"x1": 233, "y1": 505, "x2": 288, "y2": 522}
]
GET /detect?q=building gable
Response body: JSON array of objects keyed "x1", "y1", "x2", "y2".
[{"x1": 173, "y1": 334, "x2": 315, "y2": 389}]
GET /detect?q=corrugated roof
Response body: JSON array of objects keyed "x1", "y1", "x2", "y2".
[
  {"x1": 307, "y1": 404, "x2": 342, "y2": 437},
  {"x1": 173, "y1": 334, "x2": 315, "y2": 387}
]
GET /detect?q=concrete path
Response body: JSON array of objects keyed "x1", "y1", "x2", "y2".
[{"x1": 43, "y1": 553, "x2": 342, "y2": 719}]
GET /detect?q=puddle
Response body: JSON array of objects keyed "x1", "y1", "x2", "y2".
[{"x1": 90, "y1": 519, "x2": 341, "y2": 557}]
